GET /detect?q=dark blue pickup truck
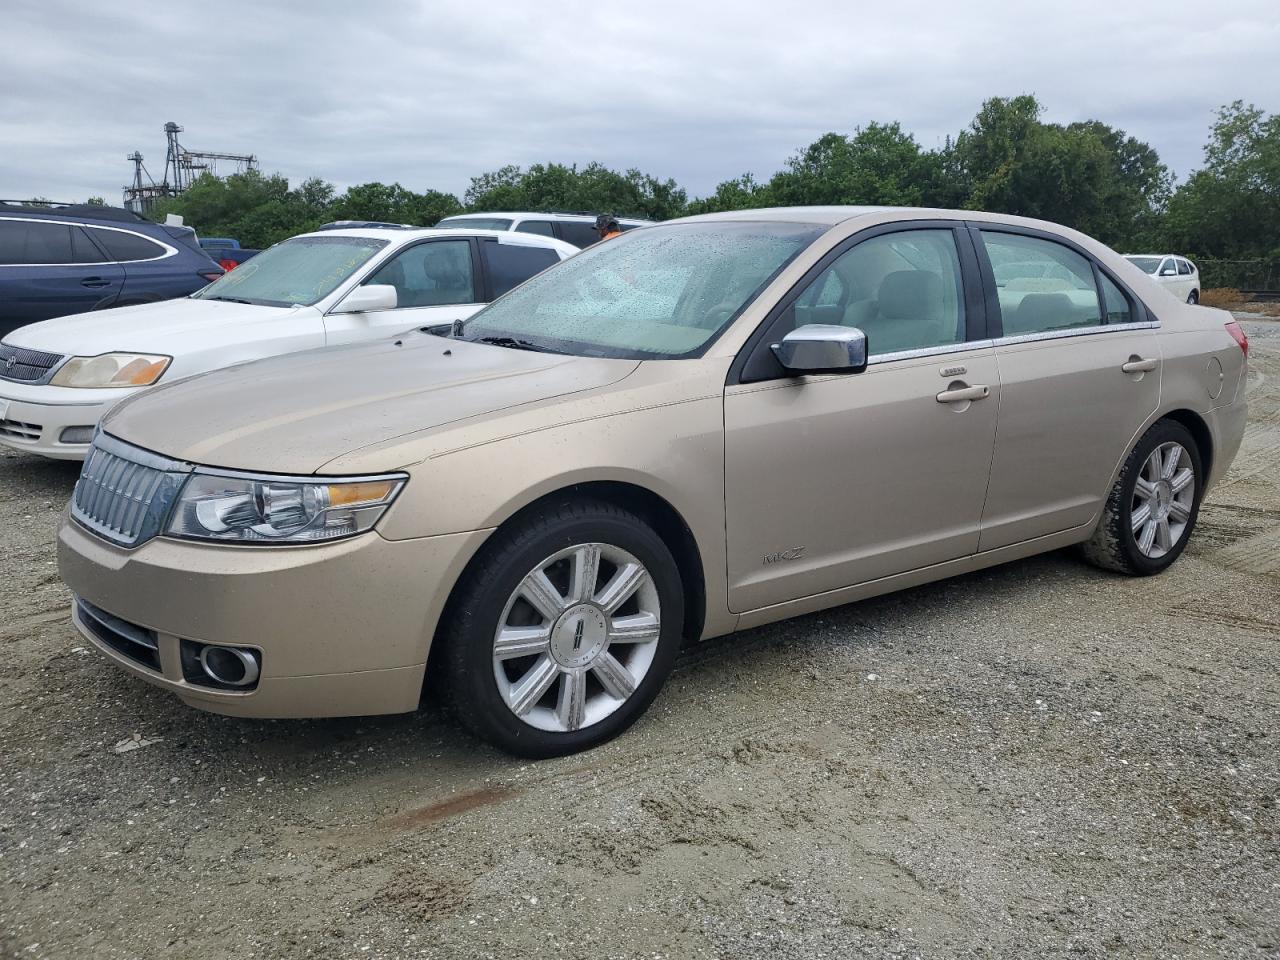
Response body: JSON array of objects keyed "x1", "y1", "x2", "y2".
[
  {"x1": 198, "y1": 236, "x2": 260, "y2": 272},
  {"x1": 0, "y1": 203, "x2": 224, "y2": 337}
]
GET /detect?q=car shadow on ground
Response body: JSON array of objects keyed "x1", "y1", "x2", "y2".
[{"x1": 75, "y1": 545, "x2": 1112, "y2": 791}]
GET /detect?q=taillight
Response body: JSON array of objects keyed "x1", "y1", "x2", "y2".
[
  {"x1": 1225, "y1": 321, "x2": 1249, "y2": 358},
  {"x1": 198, "y1": 270, "x2": 223, "y2": 283},
  {"x1": 219, "y1": 258, "x2": 238, "y2": 271}
]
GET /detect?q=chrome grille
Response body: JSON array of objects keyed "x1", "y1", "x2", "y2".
[
  {"x1": 71, "y1": 433, "x2": 191, "y2": 547},
  {"x1": 0, "y1": 342, "x2": 64, "y2": 383}
]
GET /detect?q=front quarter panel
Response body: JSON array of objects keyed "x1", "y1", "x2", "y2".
[{"x1": 368, "y1": 357, "x2": 737, "y2": 640}]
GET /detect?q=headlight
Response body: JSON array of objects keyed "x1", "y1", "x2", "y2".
[
  {"x1": 166, "y1": 473, "x2": 406, "y2": 544},
  {"x1": 50, "y1": 353, "x2": 171, "y2": 388}
]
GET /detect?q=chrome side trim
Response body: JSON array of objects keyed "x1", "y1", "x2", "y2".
[
  {"x1": 868, "y1": 339, "x2": 995, "y2": 366},
  {"x1": 993, "y1": 320, "x2": 1160, "y2": 348},
  {"x1": 0, "y1": 216, "x2": 178, "y2": 265}
]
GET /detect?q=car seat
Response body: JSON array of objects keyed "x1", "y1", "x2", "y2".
[
  {"x1": 1007, "y1": 292, "x2": 1073, "y2": 336},
  {"x1": 844, "y1": 270, "x2": 948, "y2": 354}
]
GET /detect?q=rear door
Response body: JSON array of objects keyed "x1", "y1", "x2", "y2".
[
  {"x1": 86, "y1": 225, "x2": 196, "y2": 302},
  {"x1": 973, "y1": 226, "x2": 1160, "y2": 550},
  {"x1": 0, "y1": 218, "x2": 125, "y2": 332},
  {"x1": 325, "y1": 237, "x2": 483, "y2": 343}
]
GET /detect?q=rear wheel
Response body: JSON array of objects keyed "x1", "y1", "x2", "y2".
[
  {"x1": 1081, "y1": 420, "x2": 1202, "y2": 575},
  {"x1": 1187, "y1": 289, "x2": 1199, "y2": 304},
  {"x1": 439, "y1": 499, "x2": 683, "y2": 757}
]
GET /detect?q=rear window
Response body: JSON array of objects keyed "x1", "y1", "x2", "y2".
[
  {"x1": 515, "y1": 220, "x2": 556, "y2": 237},
  {"x1": 436, "y1": 217, "x2": 513, "y2": 232},
  {"x1": 0, "y1": 219, "x2": 77, "y2": 264},
  {"x1": 1125, "y1": 256, "x2": 1162, "y2": 275},
  {"x1": 1177, "y1": 259, "x2": 1192, "y2": 275},
  {"x1": 556, "y1": 221, "x2": 600, "y2": 248},
  {"x1": 481, "y1": 241, "x2": 560, "y2": 299},
  {"x1": 90, "y1": 228, "x2": 168, "y2": 262}
]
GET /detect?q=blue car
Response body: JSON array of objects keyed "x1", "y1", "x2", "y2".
[{"x1": 0, "y1": 203, "x2": 223, "y2": 338}]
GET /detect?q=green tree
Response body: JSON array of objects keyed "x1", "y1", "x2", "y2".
[
  {"x1": 463, "y1": 162, "x2": 687, "y2": 220},
  {"x1": 954, "y1": 95, "x2": 1169, "y2": 248},
  {"x1": 768, "y1": 124, "x2": 945, "y2": 206},
  {"x1": 685, "y1": 173, "x2": 773, "y2": 214},
  {"x1": 1164, "y1": 101, "x2": 1280, "y2": 259}
]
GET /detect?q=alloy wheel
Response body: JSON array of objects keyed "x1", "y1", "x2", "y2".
[
  {"x1": 1131, "y1": 441, "x2": 1195, "y2": 559},
  {"x1": 492, "y1": 543, "x2": 661, "y2": 733}
]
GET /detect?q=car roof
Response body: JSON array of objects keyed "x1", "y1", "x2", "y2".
[
  {"x1": 294, "y1": 226, "x2": 578, "y2": 255},
  {"x1": 441, "y1": 211, "x2": 654, "y2": 224},
  {"x1": 0, "y1": 202, "x2": 151, "y2": 225},
  {"x1": 1125, "y1": 253, "x2": 1191, "y2": 260}
]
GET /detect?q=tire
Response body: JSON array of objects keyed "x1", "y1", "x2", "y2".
[
  {"x1": 1081, "y1": 419, "x2": 1203, "y2": 576},
  {"x1": 1187, "y1": 289, "x2": 1199, "y2": 304},
  {"x1": 438, "y1": 498, "x2": 684, "y2": 758}
]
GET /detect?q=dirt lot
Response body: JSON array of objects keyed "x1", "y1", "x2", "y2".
[{"x1": 2, "y1": 319, "x2": 1278, "y2": 960}]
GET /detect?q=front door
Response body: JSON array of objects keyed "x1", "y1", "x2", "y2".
[
  {"x1": 324, "y1": 238, "x2": 483, "y2": 343},
  {"x1": 723, "y1": 225, "x2": 999, "y2": 612},
  {"x1": 973, "y1": 228, "x2": 1161, "y2": 549}
]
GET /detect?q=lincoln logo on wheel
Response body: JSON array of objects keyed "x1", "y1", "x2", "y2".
[{"x1": 572, "y1": 618, "x2": 586, "y2": 652}]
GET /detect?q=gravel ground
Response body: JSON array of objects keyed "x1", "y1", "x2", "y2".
[{"x1": 2, "y1": 319, "x2": 1278, "y2": 960}]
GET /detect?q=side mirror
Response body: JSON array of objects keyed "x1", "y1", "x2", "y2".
[
  {"x1": 333, "y1": 284, "x2": 397, "y2": 314},
  {"x1": 1159, "y1": 267, "x2": 1177, "y2": 277},
  {"x1": 771, "y1": 324, "x2": 868, "y2": 375}
]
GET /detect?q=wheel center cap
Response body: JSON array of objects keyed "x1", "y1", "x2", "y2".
[
  {"x1": 549, "y1": 604, "x2": 609, "y2": 669},
  {"x1": 1152, "y1": 480, "x2": 1173, "y2": 521}
]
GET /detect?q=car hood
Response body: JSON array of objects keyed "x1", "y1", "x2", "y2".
[
  {"x1": 103, "y1": 332, "x2": 640, "y2": 474},
  {"x1": 4, "y1": 299, "x2": 305, "y2": 355}
]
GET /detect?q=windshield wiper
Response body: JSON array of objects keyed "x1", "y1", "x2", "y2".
[
  {"x1": 204, "y1": 295, "x2": 254, "y2": 305},
  {"x1": 472, "y1": 335, "x2": 558, "y2": 353}
]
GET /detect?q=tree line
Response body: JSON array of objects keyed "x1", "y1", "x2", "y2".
[{"x1": 145, "y1": 96, "x2": 1280, "y2": 280}]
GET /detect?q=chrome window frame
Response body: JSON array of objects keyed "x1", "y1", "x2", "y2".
[{"x1": 0, "y1": 216, "x2": 177, "y2": 267}]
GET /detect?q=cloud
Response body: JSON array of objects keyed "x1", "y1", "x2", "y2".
[{"x1": 2, "y1": 0, "x2": 1277, "y2": 204}]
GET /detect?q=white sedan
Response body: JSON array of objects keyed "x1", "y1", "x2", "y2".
[
  {"x1": 1124, "y1": 254, "x2": 1201, "y2": 304},
  {"x1": 0, "y1": 227, "x2": 576, "y2": 459}
]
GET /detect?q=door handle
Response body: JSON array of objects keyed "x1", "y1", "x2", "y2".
[
  {"x1": 81, "y1": 277, "x2": 111, "y2": 288},
  {"x1": 1121, "y1": 358, "x2": 1158, "y2": 374},
  {"x1": 936, "y1": 384, "x2": 990, "y2": 404}
]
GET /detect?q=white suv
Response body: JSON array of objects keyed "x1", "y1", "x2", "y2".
[
  {"x1": 1124, "y1": 254, "x2": 1201, "y2": 303},
  {"x1": 0, "y1": 227, "x2": 575, "y2": 459},
  {"x1": 435, "y1": 212, "x2": 654, "y2": 248}
]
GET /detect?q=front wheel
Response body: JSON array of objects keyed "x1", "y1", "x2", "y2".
[
  {"x1": 1081, "y1": 420, "x2": 1202, "y2": 575},
  {"x1": 439, "y1": 499, "x2": 684, "y2": 758}
]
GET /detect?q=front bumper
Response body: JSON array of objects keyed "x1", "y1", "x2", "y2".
[
  {"x1": 57, "y1": 515, "x2": 490, "y2": 718},
  {"x1": 0, "y1": 382, "x2": 131, "y2": 460}
]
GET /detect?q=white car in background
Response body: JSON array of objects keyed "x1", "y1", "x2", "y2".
[
  {"x1": 435, "y1": 211, "x2": 654, "y2": 248},
  {"x1": 0, "y1": 227, "x2": 575, "y2": 460},
  {"x1": 1124, "y1": 254, "x2": 1201, "y2": 303}
]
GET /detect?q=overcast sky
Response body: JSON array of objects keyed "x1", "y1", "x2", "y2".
[{"x1": 3, "y1": 0, "x2": 1278, "y2": 206}]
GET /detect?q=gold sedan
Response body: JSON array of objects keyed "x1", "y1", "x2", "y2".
[{"x1": 57, "y1": 207, "x2": 1249, "y2": 757}]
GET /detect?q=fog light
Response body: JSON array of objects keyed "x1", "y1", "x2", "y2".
[
  {"x1": 59, "y1": 426, "x2": 95, "y2": 444},
  {"x1": 180, "y1": 639, "x2": 261, "y2": 690}
]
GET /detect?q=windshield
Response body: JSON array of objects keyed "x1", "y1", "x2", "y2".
[
  {"x1": 1125, "y1": 256, "x2": 1163, "y2": 275},
  {"x1": 437, "y1": 217, "x2": 513, "y2": 232},
  {"x1": 461, "y1": 221, "x2": 822, "y2": 359},
  {"x1": 191, "y1": 236, "x2": 387, "y2": 306}
]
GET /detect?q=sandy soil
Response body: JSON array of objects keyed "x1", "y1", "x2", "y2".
[{"x1": 2, "y1": 319, "x2": 1277, "y2": 960}]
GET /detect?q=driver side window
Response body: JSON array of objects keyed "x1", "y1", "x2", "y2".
[
  {"x1": 363, "y1": 240, "x2": 476, "y2": 308},
  {"x1": 791, "y1": 229, "x2": 966, "y2": 357}
]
